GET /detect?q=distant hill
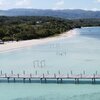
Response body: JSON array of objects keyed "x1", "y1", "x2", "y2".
[{"x1": 0, "y1": 9, "x2": 100, "y2": 19}]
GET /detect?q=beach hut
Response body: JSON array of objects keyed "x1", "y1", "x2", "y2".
[{"x1": 0, "y1": 39, "x2": 4, "y2": 44}]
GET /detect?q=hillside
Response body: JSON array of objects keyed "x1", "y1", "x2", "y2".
[{"x1": 0, "y1": 9, "x2": 100, "y2": 19}]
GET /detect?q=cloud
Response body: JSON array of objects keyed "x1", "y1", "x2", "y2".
[
  {"x1": 96, "y1": 0, "x2": 100, "y2": 2},
  {"x1": 0, "y1": 0, "x2": 34, "y2": 10},
  {"x1": 0, "y1": 1, "x2": 2, "y2": 6},
  {"x1": 56, "y1": 0, "x2": 64, "y2": 6},
  {"x1": 0, "y1": 0, "x2": 9, "y2": 9},
  {"x1": 15, "y1": 0, "x2": 33, "y2": 8},
  {"x1": 53, "y1": 0, "x2": 65, "y2": 10},
  {"x1": 91, "y1": 8, "x2": 100, "y2": 11},
  {"x1": 0, "y1": 0, "x2": 5, "y2": 6}
]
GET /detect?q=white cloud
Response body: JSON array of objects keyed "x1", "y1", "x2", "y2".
[
  {"x1": 0, "y1": 0, "x2": 4, "y2": 6},
  {"x1": 15, "y1": 0, "x2": 33, "y2": 8},
  {"x1": 53, "y1": 0, "x2": 65, "y2": 10},
  {"x1": 0, "y1": 0, "x2": 9, "y2": 9},
  {"x1": 96, "y1": 0, "x2": 100, "y2": 2},
  {"x1": 91, "y1": 8, "x2": 100, "y2": 11},
  {"x1": 0, "y1": 1, "x2": 2, "y2": 6},
  {"x1": 0, "y1": 0, "x2": 34, "y2": 10},
  {"x1": 56, "y1": 0, "x2": 64, "y2": 6}
]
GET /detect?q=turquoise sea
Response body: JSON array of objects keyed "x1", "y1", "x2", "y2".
[{"x1": 0, "y1": 27, "x2": 100, "y2": 100}]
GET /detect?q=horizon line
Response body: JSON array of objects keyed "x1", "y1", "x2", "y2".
[{"x1": 0, "y1": 8, "x2": 100, "y2": 11}]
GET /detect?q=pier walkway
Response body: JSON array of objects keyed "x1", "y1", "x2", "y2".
[{"x1": 0, "y1": 73, "x2": 100, "y2": 84}]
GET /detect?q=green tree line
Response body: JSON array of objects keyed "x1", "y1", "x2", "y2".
[{"x1": 0, "y1": 16, "x2": 100, "y2": 41}]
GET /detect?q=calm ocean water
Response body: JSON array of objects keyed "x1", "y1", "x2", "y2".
[{"x1": 0, "y1": 27, "x2": 100, "y2": 100}]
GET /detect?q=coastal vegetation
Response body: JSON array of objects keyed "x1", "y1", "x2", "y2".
[{"x1": 0, "y1": 16, "x2": 100, "y2": 41}]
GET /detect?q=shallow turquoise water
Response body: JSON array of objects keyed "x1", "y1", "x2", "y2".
[
  {"x1": 1, "y1": 83, "x2": 100, "y2": 100},
  {"x1": 0, "y1": 27, "x2": 100, "y2": 100}
]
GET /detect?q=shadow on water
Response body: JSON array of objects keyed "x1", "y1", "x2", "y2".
[
  {"x1": 1, "y1": 79, "x2": 100, "y2": 85},
  {"x1": 13, "y1": 92, "x2": 100, "y2": 100},
  {"x1": 81, "y1": 34, "x2": 100, "y2": 40},
  {"x1": 79, "y1": 27, "x2": 100, "y2": 40}
]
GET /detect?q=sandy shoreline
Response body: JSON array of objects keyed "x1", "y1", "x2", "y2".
[{"x1": 0, "y1": 29, "x2": 76, "y2": 53}]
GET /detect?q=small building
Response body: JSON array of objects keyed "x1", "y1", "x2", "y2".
[
  {"x1": 36, "y1": 21, "x2": 42, "y2": 24},
  {"x1": 0, "y1": 40, "x2": 4, "y2": 44}
]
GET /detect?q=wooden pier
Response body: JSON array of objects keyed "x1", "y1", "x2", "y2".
[{"x1": 0, "y1": 73, "x2": 100, "y2": 84}]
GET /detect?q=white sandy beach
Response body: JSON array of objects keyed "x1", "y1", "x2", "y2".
[{"x1": 0, "y1": 29, "x2": 77, "y2": 53}]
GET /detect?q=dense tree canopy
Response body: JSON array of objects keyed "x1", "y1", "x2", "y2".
[{"x1": 0, "y1": 16, "x2": 100, "y2": 41}]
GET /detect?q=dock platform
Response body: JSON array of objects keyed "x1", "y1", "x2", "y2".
[{"x1": 0, "y1": 73, "x2": 100, "y2": 84}]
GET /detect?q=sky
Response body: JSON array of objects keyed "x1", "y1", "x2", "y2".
[{"x1": 0, "y1": 0, "x2": 100, "y2": 10}]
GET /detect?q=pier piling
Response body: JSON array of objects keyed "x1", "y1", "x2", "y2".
[{"x1": 0, "y1": 71, "x2": 100, "y2": 84}]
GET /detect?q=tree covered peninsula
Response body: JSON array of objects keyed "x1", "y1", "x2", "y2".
[{"x1": 0, "y1": 16, "x2": 100, "y2": 41}]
